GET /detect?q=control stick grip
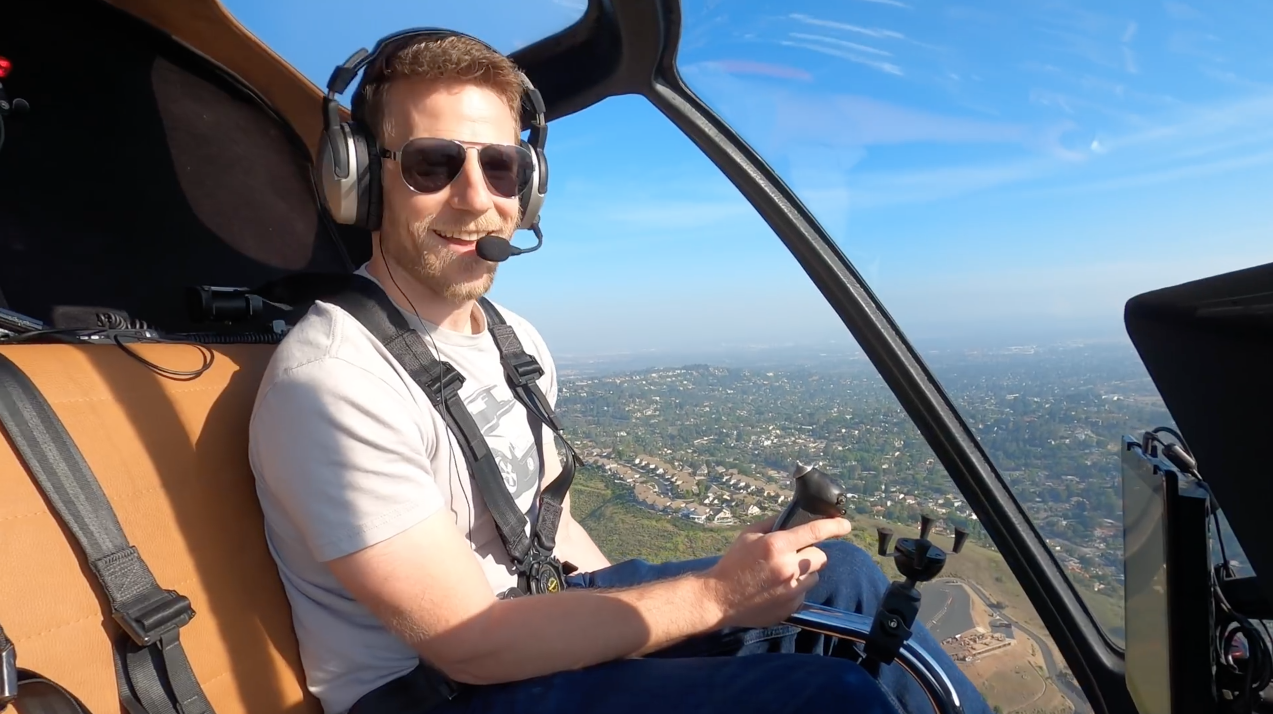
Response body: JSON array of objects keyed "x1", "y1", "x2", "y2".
[{"x1": 771, "y1": 464, "x2": 849, "y2": 532}]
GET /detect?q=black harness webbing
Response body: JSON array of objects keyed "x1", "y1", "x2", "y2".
[
  {"x1": 0, "y1": 354, "x2": 214, "y2": 714},
  {"x1": 323, "y1": 276, "x2": 581, "y2": 598}
]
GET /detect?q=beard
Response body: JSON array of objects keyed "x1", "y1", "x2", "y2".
[{"x1": 381, "y1": 211, "x2": 516, "y2": 303}]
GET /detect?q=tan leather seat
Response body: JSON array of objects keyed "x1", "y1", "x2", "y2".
[{"x1": 0, "y1": 342, "x2": 320, "y2": 714}]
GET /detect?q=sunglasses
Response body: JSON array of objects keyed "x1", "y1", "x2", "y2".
[{"x1": 379, "y1": 137, "x2": 533, "y2": 199}]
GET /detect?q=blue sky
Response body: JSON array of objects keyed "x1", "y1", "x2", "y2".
[{"x1": 223, "y1": 0, "x2": 1273, "y2": 358}]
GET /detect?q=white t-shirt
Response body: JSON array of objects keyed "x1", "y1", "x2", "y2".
[{"x1": 248, "y1": 265, "x2": 560, "y2": 714}]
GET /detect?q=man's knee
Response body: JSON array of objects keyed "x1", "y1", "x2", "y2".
[
  {"x1": 804, "y1": 539, "x2": 892, "y2": 611},
  {"x1": 820, "y1": 539, "x2": 891, "y2": 584}
]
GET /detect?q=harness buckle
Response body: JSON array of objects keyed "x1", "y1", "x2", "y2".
[
  {"x1": 503, "y1": 353, "x2": 543, "y2": 387},
  {"x1": 523, "y1": 545, "x2": 568, "y2": 596},
  {"x1": 113, "y1": 589, "x2": 196, "y2": 647},
  {"x1": 1, "y1": 639, "x2": 16, "y2": 712},
  {"x1": 426, "y1": 363, "x2": 465, "y2": 403}
]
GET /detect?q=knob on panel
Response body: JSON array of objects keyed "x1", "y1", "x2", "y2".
[{"x1": 876, "y1": 526, "x2": 894, "y2": 557}]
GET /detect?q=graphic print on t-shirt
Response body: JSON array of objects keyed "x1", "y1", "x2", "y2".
[{"x1": 466, "y1": 383, "x2": 540, "y2": 499}]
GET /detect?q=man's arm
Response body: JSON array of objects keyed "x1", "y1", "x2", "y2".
[{"x1": 327, "y1": 506, "x2": 720, "y2": 685}]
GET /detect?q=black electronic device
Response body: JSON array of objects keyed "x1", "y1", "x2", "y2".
[
  {"x1": 1121, "y1": 435, "x2": 1220, "y2": 714},
  {"x1": 0, "y1": 307, "x2": 44, "y2": 336}
]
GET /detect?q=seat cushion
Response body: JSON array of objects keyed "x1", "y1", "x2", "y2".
[{"x1": 0, "y1": 342, "x2": 320, "y2": 714}]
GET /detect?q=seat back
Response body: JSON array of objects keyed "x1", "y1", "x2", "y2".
[{"x1": 0, "y1": 342, "x2": 320, "y2": 714}]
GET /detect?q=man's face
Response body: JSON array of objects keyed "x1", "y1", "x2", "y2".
[{"x1": 378, "y1": 78, "x2": 521, "y2": 303}]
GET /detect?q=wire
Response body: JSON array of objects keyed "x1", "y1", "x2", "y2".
[
  {"x1": 0, "y1": 327, "x2": 217, "y2": 381},
  {"x1": 379, "y1": 232, "x2": 473, "y2": 537},
  {"x1": 110, "y1": 332, "x2": 215, "y2": 381},
  {"x1": 1148, "y1": 427, "x2": 1272, "y2": 710}
]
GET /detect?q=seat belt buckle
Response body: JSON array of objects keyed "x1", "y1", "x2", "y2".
[
  {"x1": 425, "y1": 363, "x2": 466, "y2": 404},
  {"x1": 1, "y1": 638, "x2": 17, "y2": 712},
  {"x1": 113, "y1": 589, "x2": 196, "y2": 647},
  {"x1": 503, "y1": 353, "x2": 543, "y2": 386}
]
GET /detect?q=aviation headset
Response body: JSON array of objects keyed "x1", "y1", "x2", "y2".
[{"x1": 316, "y1": 28, "x2": 549, "y2": 233}]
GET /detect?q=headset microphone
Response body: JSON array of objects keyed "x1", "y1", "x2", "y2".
[{"x1": 476, "y1": 224, "x2": 544, "y2": 263}]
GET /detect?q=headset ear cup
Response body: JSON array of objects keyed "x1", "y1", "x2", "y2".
[
  {"x1": 519, "y1": 139, "x2": 547, "y2": 230},
  {"x1": 348, "y1": 127, "x2": 373, "y2": 231},
  {"x1": 366, "y1": 149, "x2": 383, "y2": 233},
  {"x1": 318, "y1": 124, "x2": 361, "y2": 224},
  {"x1": 358, "y1": 129, "x2": 383, "y2": 232}
]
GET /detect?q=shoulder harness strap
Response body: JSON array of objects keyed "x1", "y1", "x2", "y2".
[
  {"x1": 0, "y1": 355, "x2": 214, "y2": 714},
  {"x1": 475, "y1": 298, "x2": 577, "y2": 556},
  {"x1": 324, "y1": 278, "x2": 536, "y2": 565}
]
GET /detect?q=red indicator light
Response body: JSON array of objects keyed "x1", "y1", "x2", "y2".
[{"x1": 0, "y1": 57, "x2": 11, "y2": 79}]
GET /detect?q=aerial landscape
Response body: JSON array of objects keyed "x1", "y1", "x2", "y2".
[{"x1": 556, "y1": 337, "x2": 1175, "y2": 714}]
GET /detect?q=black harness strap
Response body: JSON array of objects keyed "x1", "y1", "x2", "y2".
[
  {"x1": 325, "y1": 278, "x2": 540, "y2": 563},
  {"x1": 476, "y1": 298, "x2": 577, "y2": 556},
  {"x1": 0, "y1": 354, "x2": 214, "y2": 714},
  {"x1": 325, "y1": 277, "x2": 580, "y2": 595}
]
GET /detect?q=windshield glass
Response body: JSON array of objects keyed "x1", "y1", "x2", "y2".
[
  {"x1": 222, "y1": 0, "x2": 585, "y2": 92},
  {"x1": 679, "y1": 0, "x2": 1273, "y2": 649}
]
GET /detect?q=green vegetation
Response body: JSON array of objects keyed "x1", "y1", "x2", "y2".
[{"x1": 571, "y1": 465, "x2": 739, "y2": 563}]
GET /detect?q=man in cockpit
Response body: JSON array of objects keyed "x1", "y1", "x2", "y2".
[{"x1": 248, "y1": 30, "x2": 995, "y2": 714}]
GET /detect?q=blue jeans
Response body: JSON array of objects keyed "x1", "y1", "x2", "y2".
[{"x1": 441, "y1": 540, "x2": 993, "y2": 714}]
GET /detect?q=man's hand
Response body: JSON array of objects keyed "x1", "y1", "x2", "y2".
[{"x1": 701, "y1": 517, "x2": 854, "y2": 630}]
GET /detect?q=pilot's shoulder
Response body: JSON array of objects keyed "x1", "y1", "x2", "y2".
[{"x1": 261, "y1": 300, "x2": 409, "y2": 392}]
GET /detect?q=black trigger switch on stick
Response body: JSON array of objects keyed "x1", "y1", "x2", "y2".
[{"x1": 771, "y1": 464, "x2": 849, "y2": 532}]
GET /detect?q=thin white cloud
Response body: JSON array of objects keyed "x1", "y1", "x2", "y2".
[
  {"x1": 789, "y1": 13, "x2": 906, "y2": 40},
  {"x1": 1042, "y1": 148, "x2": 1273, "y2": 195},
  {"x1": 779, "y1": 41, "x2": 904, "y2": 76},
  {"x1": 1030, "y1": 89, "x2": 1076, "y2": 115},
  {"x1": 1122, "y1": 21, "x2": 1139, "y2": 43},
  {"x1": 1164, "y1": 1, "x2": 1203, "y2": 20},
  {"x1": 1202, "y1": 67, "x2": 1273, "y2": 91},
  {"x1": 1095, "y1": 94, "x2": 1273, "y2": 154},
  {"x1": 792, "y1": 158, "x2": 1055, "y2": 211},
  {"x1": 1123, "y1": 46, "x2": 1139, "y2": 74},
  {"x1": 1039, "y1": 28, "x2": 1123, "y2": 70},
  {"x1": 789, "y1": 32, "x2": 893, "y2": 57},
  {"x1": 855, "y1": 0, "x2": 911, "y2": 8},
  {"x1": 777, "y1": 88, "x2": 1273, "y2": 211}
]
